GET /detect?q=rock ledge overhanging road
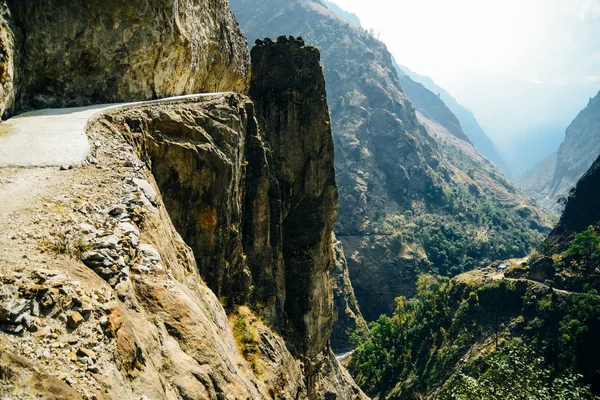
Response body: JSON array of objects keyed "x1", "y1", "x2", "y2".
[{"x1": 0, "y1": 93, "x2": 223, "y2": 168}]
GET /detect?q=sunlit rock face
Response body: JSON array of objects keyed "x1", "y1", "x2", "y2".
[
  {"x1": 3, "y1": 0, "x2": 250, "y2": 116},
  {"x1": 249, "y1": 36, "x2": 338, "y2": 363}
]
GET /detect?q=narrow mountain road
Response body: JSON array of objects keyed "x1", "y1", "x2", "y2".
[
  {"x1": 0, "y1": 93, "x2": 224, "y2": 168},
  {"x1": 335, "y1": 350, "x2": 355, "y2": 361},
  {"x1": 0, "y1": 93, "x2": 224, "y2": 223},
  {"x1": 492, "y1": 274, "x2": 572, "y2": 295}
]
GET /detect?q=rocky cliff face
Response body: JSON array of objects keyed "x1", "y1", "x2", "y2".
[
  {"x1": 520, "y1": 91, "x2": 600, "y2": 213},
  {"x1": 249, "y1": 37, "x2": 339, "y2": 363},
  {"x1": 0, "y1": 0, "x2": 368, "y2": 397},
  {"x1": 1, "y1": 0, "x2": 250, "y2": 117},
  {"x1": 0, "y1": 75, "x2": 366, "y2": 400},
  {"x1": 231, "y1": 0, "x2": 550, "y2": 325}
]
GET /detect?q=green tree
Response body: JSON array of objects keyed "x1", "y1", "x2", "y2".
[
  {"x1": 565, "y1": 227, "x2": 600, "y2": 271},
  {"x1": 437, "y1": 343, "x2": 595, "y2": 400}
]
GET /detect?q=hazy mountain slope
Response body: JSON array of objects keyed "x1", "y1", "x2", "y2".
[
  {"x1": 325, "y1": 3, "x2": 472, "y2": 146},
  {"x1": 518, "y1": 152, "x2": 557, "y2": 208},
  {"x1": 399, "y1": 64, "x2": 512, "y2": 176},
  {"x1": 520, "y1": 91, "x2": 600, "y2": 213},
  {"x1": 323, "y1": 1, "x2": 361, "y2": 28},
  {"x1": 230, "y1": 0, "x2": 550, "y2": 323},
  {"x1": 393, "y1": 61, "x2": 471, "y2": 143}
]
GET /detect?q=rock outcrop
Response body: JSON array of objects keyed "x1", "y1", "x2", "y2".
[
  {"x1": 2, "y1": 0, "x2": 250, "y2": 117},
  {"x1": 249, "y1": 36, "x2": 338, "y2": 363}
]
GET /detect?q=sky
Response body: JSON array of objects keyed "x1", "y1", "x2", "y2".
[{"x1": 330, "y1": 0, "x2": 600, "y2": 173}]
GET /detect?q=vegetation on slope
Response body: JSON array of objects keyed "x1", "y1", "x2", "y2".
[
  {"x1": 349, "y1": 275, "x2": 599, "y2": 399},
  {"x1": 351, "y1": 154, "x2": 600, "y2": 399}
]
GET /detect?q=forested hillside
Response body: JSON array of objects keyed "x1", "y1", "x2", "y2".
[{"x1": 350, "y1": 152, "x2": 600, "y2": 399}]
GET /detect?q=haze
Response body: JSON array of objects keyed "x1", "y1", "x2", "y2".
[{"x1": 332, "y1": 0, "x2": 600, "y2": 175}]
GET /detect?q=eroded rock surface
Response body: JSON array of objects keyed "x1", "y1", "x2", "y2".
[
  {"x1": 250, "y1": 37, "x2": 338, "y2": 364},
  {"x1": 0, "y1": 91, "x2": 367, "y2": 399},
  {"x1": 331, "y1": 236, "x2": 368, "y2": 353},
  {"x1": 2, "y1": 0, "x2": 250, "y2": 117}
]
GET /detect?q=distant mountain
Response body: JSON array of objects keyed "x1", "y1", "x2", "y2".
[
  {"x1": 323, "y1": 1, "x2": 361, "y2": 28},
  {"x1": 392, "y1": 60, "x2": 472, "y2": 144},
  {"x1": 446, "y1": 70, "x2": 598, "y2": 177},
  {"x1": 398, "y1": 64, "x2": 513, "y2": 177},
  {"x1": 520, "y1": 91, "x2": 600, "y2": 213}
]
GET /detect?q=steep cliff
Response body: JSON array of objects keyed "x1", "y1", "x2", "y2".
[
  {"x1": 0, "y1": 77, "x2": 366, "y2": 400},
  {"x1": 0, "y1": 0, "x2": 369, "y2": 397},
  {"x1": 2, "y1": 0, "x2": 250, "y2": 117},
  {"x1": 520, "y1": 91, "x2": 600, "y2": 213},
  {"x1": 248, "y1": 37, "x2": 339, "y2": 364},
  {"x1": 231, "y1": 0, "x2": 550, "y2": 323}
]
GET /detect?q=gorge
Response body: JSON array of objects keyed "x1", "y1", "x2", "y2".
[{"x1": 0, "y1": 0, "x2": 599, "y2": 399}]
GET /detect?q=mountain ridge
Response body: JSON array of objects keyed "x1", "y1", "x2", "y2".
[{"x1": 520, "y1": 90, "x2": 600, "y2": 213}]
